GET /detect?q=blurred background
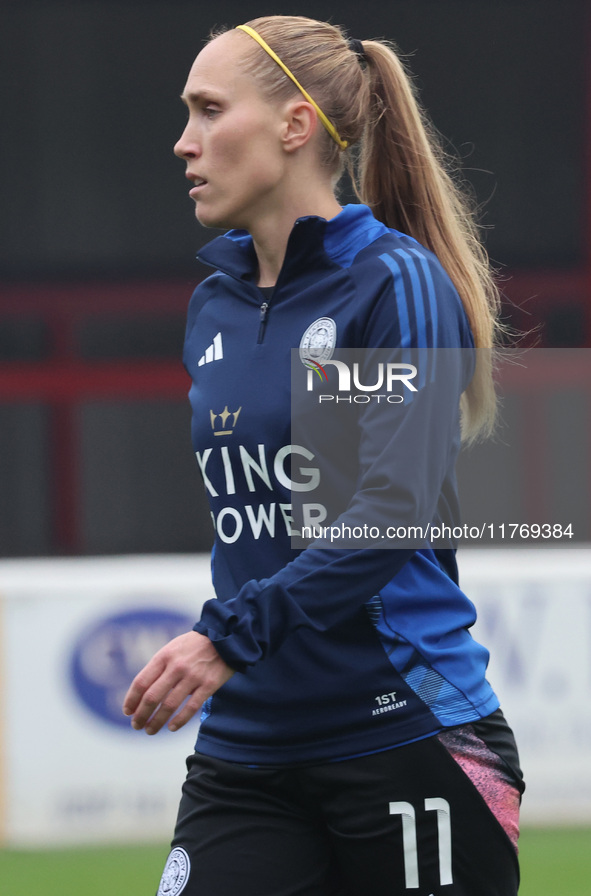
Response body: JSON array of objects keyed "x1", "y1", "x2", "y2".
[
  {"x1": 1, "y1": 0, "x2": 590, "y2": 556},
  {"x1": 1, "y1": 0, "x2": 590, "y2": 893}
]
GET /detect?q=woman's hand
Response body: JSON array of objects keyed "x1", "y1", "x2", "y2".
[{"x1": 122, "y1": 630, "x2": 234, "y2": 734}]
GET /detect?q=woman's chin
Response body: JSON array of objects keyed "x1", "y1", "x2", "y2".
[{"x1": 194, "y1": 201, "x2": 230, "y2": 231}]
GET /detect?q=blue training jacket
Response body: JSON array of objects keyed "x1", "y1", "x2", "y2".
[{"x1": 185, "y1": 204, "x2": 499, "y2": 764}]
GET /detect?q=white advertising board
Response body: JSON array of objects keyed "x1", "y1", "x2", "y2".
[
  {"x1": 0, "y1": 549, "x2": 589, "y2": 845},
  {"x1": 462, "y1": 548, "x2": 591, "y2": 825},
  {"x1": 0, "y1": 555, "x2": 213, "y2": 847}
]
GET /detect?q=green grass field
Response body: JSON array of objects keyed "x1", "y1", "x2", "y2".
[{"x1": 0, "y1": 827, "x2": 589, "y2": 894}]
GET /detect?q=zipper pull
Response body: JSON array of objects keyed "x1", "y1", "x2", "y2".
[{"x1": 257, "y1": 302, "x2": 269, "y2": 344}]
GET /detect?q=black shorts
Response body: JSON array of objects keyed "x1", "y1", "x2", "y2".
[{"x1": 157, "y1": 733, "x2": 520, "y2": 896}]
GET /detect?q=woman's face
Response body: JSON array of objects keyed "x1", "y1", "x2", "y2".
[{"x1": 174, "y1": 32, "x2": 289, "y2": 231}]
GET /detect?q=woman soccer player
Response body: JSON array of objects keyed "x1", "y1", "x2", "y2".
[{"x1": 123, "y1": 16, "x2": 523, "y2": 895}]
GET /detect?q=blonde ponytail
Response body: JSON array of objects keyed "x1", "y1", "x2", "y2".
[
  {"x1": 357, "y1": 41, "x2": 500, "y2": 441},
  {"x1": 221, "y1": 16, "x2": 501, "y2": 440}
]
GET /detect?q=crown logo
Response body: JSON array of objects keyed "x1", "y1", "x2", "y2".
[{"x1": 210, "y1": 406, "x2": 242, "y2": 436}]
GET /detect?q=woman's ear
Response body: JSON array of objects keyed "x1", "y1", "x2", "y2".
[{"x1": 280, "y1": 100, "x2": 319, "y2": 153}]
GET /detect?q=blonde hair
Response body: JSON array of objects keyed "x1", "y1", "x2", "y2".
[{"x1": 222, "y1": 16, "x2": 501, "y2": 441}]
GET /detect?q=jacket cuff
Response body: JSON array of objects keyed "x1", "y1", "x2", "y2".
[{"x1": 193, "y1": 597, "x2": 263, "y2": 672}]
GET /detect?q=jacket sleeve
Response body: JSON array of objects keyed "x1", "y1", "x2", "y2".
[{"x1": 193, "y1": 252, "x2": 474, "y2": 672}]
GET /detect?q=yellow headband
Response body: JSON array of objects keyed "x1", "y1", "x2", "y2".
[{"x1": 236, "y1": 24, "x2": 348, "y2": 150}]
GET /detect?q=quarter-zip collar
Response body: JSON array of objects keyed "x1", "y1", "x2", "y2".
[{"x1": 196, "y1": 204, "x2": 390, "y2": 288}]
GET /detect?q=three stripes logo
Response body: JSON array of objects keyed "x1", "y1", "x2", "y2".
[
  {"x1": 378, "y1": 248, "x2": 439, "y2": 347},
  {"x1": 198, "y1": 332, "x2": 223, "y2": 366}
]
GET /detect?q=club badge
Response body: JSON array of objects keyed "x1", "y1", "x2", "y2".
[
  {"x1": 299, "y1": 317, "x2": 337, "y2": 366},
  {"x1": 157, "y1": 847, "x2": 190, "y2": 896}
]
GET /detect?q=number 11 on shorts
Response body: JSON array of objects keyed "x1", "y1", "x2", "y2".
[{"x1": 389, "y1": 798, "x2": 453, "y2": 889}]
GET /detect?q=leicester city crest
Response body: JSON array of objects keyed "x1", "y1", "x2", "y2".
[
  {"x1": 299, "y1": 317, "x2": 337, "y2": 366},
  {"x1": 157, "y1": 847, "x2": 190, "y2": 896}
]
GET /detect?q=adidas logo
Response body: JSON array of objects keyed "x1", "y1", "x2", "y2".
[{"x1": 198, "y1": 332, "x2": 223, "y2": 366}]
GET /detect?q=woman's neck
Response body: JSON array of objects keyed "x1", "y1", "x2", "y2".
[{"x1": 250, "y1": 192, "x2": 342, "y2": 287}]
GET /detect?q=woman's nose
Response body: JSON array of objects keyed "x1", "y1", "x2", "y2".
[{"x1": 174, "y1": 124, "x2": 200, "y2": 159}]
